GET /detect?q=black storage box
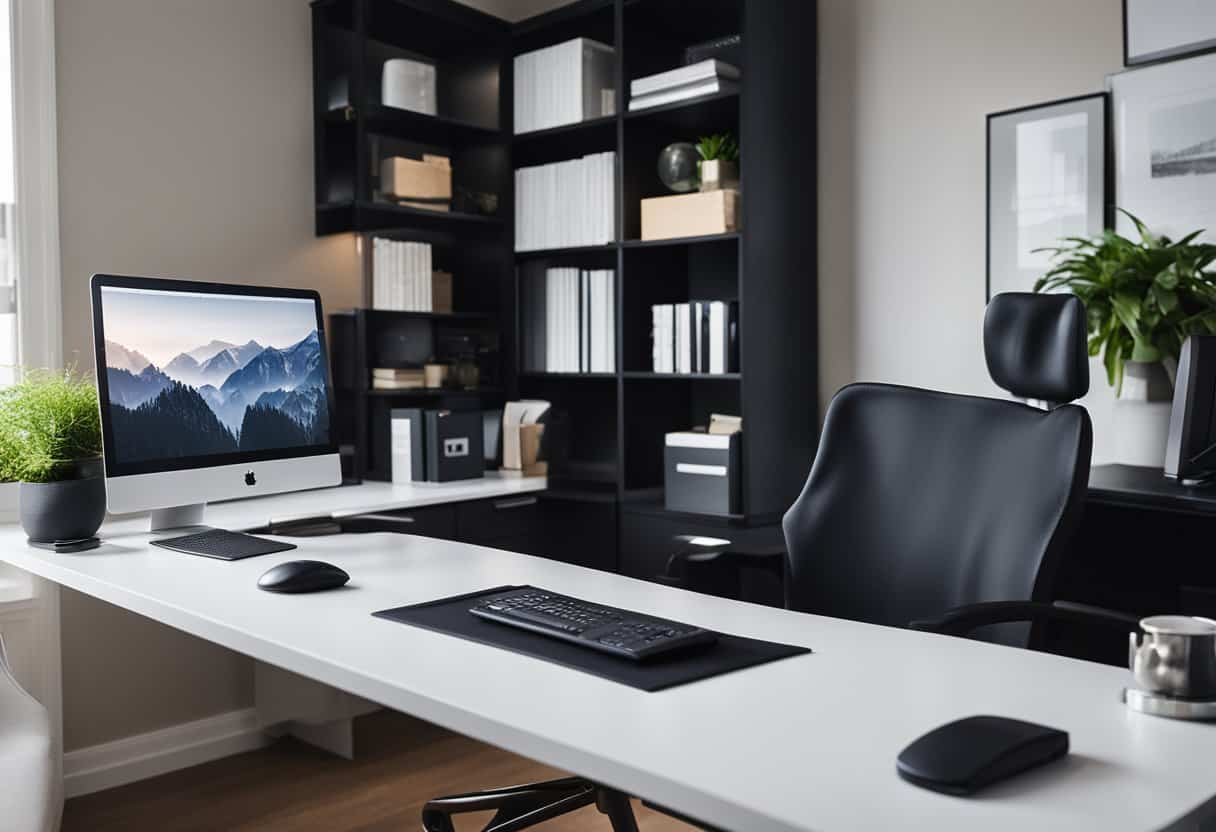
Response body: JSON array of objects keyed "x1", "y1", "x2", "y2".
[
  {"x1": 426, "y1": 410, "x2": 485, "y2": 482},
  {"x1": 664, "y1": 431, "x2": 741, "y2": 516}
]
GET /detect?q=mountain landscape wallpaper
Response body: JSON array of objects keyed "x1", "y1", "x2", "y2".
[{"x1": 99, "y1": 287, "x2": 330, "y2": 463}]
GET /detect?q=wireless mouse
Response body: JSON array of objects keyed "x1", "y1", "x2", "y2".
[
  {"x1": 896, "y1": 715, "x2": 1069, "y2": 795},
  {"x1": 257, "y1": 560, "x2": 349, "y2": 594}
]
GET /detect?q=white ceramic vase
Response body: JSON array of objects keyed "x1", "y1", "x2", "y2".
[{"x1": 1112, "y1": 360, "x2": 1174, "y2": 468}]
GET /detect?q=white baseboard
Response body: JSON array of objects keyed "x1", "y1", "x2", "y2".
[{"x1": 64, "y1": 708, "x2": 269, "y2": 798}]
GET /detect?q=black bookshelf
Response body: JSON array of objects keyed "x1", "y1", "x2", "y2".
[{"x1": 313, "y1": 0, "x2": 818, "y2": 583}]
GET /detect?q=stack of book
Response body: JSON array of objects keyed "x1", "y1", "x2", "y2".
[
  {"x1": 522, "y1": 268, "x2": 616, "y2": 374},
  {"x1": 372, "y1": 239, "x2": 447, "y2": 312},
  {"x1": 651, "y1": 300, "x2": 739, "y2": 374},
  {"x1": 628, "y1": 59, "x2": 740, "y2": 111},
  {"x1": 514, "y1": 152, "x2": 615, "y2": 251},
  {"x1": 513, "y1": 38, "x2": 616, "y2": 134},
  {"x1": 372, "y1": 367, "x2": 425, "y2": 390}
]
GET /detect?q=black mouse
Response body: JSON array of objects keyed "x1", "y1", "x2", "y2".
[
  {"x1": 896, "y1": 715, "x2": 1068, "y2": 795},
  {"x1": 257, "y1": 560, "x2": 350, "y2": 594}
]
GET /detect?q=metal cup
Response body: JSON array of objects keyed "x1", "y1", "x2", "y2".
[{"x1": 1129, "y1": 616, "x2": 1216, "y2": 700}]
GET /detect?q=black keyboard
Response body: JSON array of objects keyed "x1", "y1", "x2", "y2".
[
  {"x1": 470, "y1": 587, "x2": 718, "y2": 661},
  {"x1": 151, "y1": 528, "x2": 297, "y2": 561}
]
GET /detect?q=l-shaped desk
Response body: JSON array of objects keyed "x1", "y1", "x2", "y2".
[{"x1": 2, "y1": 472, "x2": 1216, "y2": 830}]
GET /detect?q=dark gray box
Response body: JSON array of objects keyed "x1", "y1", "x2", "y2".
[
  {"x1": 664, "y1": 431, "x2": 741, "y2": 515},
  {"x1": 425, "y1": 410, "x2": 485, "y2": 482}
]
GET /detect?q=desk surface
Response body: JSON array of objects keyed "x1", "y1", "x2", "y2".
[
  {"x1": 2, "y1": 495, "x2": 1215, "y2": 831},
  {"x1": 1088, "y1": 463, "x2": 1216, "y2": 516}
]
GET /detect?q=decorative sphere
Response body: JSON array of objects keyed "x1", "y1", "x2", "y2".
[{"x1": 657, "y1": 143, "x2": 700, "y2": 192}]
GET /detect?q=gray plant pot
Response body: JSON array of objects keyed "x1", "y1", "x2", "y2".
[{"x1": 19, "y1": 460, "x2": 106, "y2": 543}]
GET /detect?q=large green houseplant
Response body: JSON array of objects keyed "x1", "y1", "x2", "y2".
[
  {"x1": 1034, "y1": 209, "x2": 1216, "y2": 395},
  {"x1": 0, "y1": 369, "x2": 106, "y2": 542}
]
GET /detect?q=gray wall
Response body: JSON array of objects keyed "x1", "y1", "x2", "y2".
[
  {"x1": 818, "y1": 0, "x2": 1123, "y2": 459},
  {"x1": 55, "y1": 0, "x2": 361, "y2": 750},
  {"x1": 53, "y1": 0, "x2": 1124, "y2": 751}
]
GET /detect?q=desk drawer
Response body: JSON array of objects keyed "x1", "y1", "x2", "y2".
[
  {"x1": 455, "y1": 494, "x2": 542, "y2": 545},
  {"x1": 374, "y1": 504, "x2": 457, "y2": 540}
]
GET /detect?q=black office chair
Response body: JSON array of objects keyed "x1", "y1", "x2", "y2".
[
  {"x1": 422, "y1": 294, "x2": 1139, "y2": 831},
  {"x1": 666, "y1": 292, "x2": 1139, "y2": 648}
]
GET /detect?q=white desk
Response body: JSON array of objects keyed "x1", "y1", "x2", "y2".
[{"x1": 1, "y1": 487, "x2": 1215, "y2": 831}]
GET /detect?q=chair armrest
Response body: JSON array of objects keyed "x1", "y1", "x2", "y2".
[
  {"x1": 663, "y1": 543, "x2": 786, "y2": 578},
  {"x1": 908, "y1": 600, "x2": 1142, "y2": 637}
]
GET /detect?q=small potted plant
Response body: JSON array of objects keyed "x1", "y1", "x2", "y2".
[
  {"x1": 1035, "y1": 209, "x2": 1216, "y2": 465},
  {"x1": 696, "y1": 133, "x2": 739, "y2": 192},
  {"x1": 0, "y1": 368, "x2": 106, "y2": 543}
]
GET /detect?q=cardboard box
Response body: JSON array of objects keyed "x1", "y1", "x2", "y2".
[
  {"x1": 432, "y1": 271, "x2": 453, "y2": 314},
  {"x1": 380, "y1": 155, "x2": 452, "y2": 202},
  {"x1": 641, "y1": 189, "x2": 740, "y2": 241}
]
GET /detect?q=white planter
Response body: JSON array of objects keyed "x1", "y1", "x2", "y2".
[{"x1": 1112, "y1": 361, "x2": 1173, "y2": 468}]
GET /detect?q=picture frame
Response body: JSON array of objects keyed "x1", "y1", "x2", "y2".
[
  {"x1": 986, "y1": 93, "x2": 1110, "y2": 301},
  {"x1": 1124, "y1": 0, "x2": 1216, "y2": 68},
  {"x1": 1110, "y1": 53, "x2": 1216, "y2": 245}
]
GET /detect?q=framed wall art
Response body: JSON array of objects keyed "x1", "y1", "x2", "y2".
[
  {"x1": 1110, "y1": 52, "x2": 1216, "y2": 244},
  {"x1": 987, "y1": 93, "x2": 1109, "y2": 300},
  {"x1": 1124, "y1": 0, "x2": 1216, "y2": 67}
]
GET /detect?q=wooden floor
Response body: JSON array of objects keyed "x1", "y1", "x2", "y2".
[{"x1": 63, "y1": 710, "x2": 699, "y2": 831}]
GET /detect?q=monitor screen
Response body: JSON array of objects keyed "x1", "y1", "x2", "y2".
[{"x1": 92, "y1": 276, "x2": 335, "y2": 477}]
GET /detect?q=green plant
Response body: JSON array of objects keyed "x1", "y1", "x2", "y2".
[
  {"x1": 1034, "y1": 209, "x2": 1216, "y2": 394},
  {"x1": 695, "y1": 133, "x2": 738, "y2": 163},
  {"x1": 0, "y1": 368, "x2": 102, "y2": 483}
]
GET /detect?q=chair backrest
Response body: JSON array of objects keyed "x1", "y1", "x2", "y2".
[
  {"x1": 781, "y1": 293, "x2": 1092, "y2": 645},
  {"x1": 0, "y1": 633, "x2": 55, "y2": 832}
]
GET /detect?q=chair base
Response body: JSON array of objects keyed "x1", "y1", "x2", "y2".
[{"x1": 421, "y1": 777, "x2": 639, "y2": 832}]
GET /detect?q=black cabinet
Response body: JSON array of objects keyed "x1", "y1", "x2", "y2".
[{"x1": 374, "y1": 503, "x2": 458, "y2": 539}]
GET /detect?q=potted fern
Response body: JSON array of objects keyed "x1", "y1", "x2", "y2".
[
  {"x1": 1035, "y1": 209, "x2": 1216, "y2": 465},
  {"x1": 696, "y1": 132, "x2": 739, "y2": 192},
  {"x1": 0, "y1": 369, "x2": 106, "y2": 542}
]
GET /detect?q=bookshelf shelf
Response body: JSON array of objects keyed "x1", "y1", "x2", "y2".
[
  {"x1": 512, "y1": 114, "x2": 617, "y2": 144},
  {"x1": 366, "y1": 387, "x2": 503, "y2": 398},
  {"x1": 621, "y1": 232, "x2": 740, "y2": 249},
  {"x1": 356, "y1": 104, "x2": 502, "y2": 145},
  {"x1": 623, "y1": 89, "x2": 740, "y2": 129},
  {"x1": 359, "y1": 308, "x2": 489, "y2": 323},
  {"x1": 316, "y1": 200, "x2": 503, "y2": 236},
  {"x1": 622, "y1": 372, "x2": 740, "y2": 380},
  {"x1": 521, "y1": 371, "x2": 617, "y2": 380},
  {"x1": 514, "y1": 243, "x2": 618, "y2": 260}
]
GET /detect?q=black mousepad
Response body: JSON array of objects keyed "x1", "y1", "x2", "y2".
[{"x1": 372, "y1": 585, "x2": 811, "y2": 692}]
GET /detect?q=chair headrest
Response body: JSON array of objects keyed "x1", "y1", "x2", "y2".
[{"x1": 984, "y1": 293, "x2": 1088, "y2": 402}]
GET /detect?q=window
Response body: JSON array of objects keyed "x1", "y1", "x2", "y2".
[{"x1": 0, "y1": 0, "x2": 16, "y2": 387}]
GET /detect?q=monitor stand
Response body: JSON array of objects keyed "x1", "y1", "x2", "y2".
[{"x1": 149, "y1": 503, "x2": 207, "y2": 533}]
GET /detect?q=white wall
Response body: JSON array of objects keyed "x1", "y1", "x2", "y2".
[{"x1": 818, "y1": 0, "x2": 1124, "y2": 461}]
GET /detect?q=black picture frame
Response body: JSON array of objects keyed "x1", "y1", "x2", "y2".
[
  {"x1": 986, "y1": 93, "x2": 1111, "y2": 302},
  {"x1": 1123, "y1": 0, "x2": 1216, "y2": 68}
]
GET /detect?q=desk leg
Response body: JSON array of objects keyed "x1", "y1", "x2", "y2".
[{"x1": 254, "y1": 662, "x2": 378, "y2": 759}]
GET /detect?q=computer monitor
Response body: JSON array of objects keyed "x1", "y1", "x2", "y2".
[
  {"x1": 91, "y1": 274, "x2": 341, "y2": 531},
  {"x1": 1165, "y1": 335, "x2": 1216, "y2": 486}
]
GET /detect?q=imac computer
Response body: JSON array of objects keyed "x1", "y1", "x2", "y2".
[
  {"x1": 1166, "y1": 335, "x2": 1216, "y2": 486},
  {"x1": 90, "y1": 274, "x2": 342, "y2": 552}
]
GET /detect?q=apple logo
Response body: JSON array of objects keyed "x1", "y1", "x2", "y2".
[{"x1": 244, "y1": 470, "x2": 256, "y2": 486}]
